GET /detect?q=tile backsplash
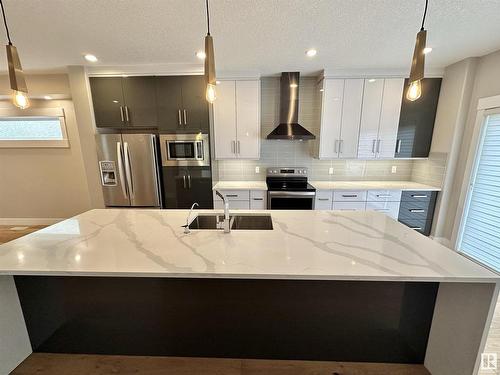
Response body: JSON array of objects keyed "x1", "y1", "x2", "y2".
[
  {"x1": 216, "y1": 77, "x2": 445, "y2": 186},
  {"x1": 411, "y1": 152, "x2": 448, "y2": 188}
]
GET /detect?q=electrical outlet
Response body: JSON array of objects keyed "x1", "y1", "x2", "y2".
[
  {"x1": 328, "y1": 167, "x2": 334, "y2": 175},
  {"x1": 255, "y1": 166, "x2": 260, "y2": 174},
  {"x1": 391, "y1": 166, "x2": 397, "y2": 174}
]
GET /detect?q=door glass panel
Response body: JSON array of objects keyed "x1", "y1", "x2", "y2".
[
  {"x1": 459, "y1": 113, "x2": 500, "y2": 272},
  {"x1": 168, "y1": 142, "x2": 195, "y2": 158}
]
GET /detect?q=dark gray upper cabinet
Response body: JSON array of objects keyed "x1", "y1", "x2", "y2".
[
  {"x1": 395, "y1": 78, "x2": 442, "y2": 158},
  {"x1": 157, "y1": 76, "x2": 209, "y2": 133},
  {"x1": 89, "y1": 77, "x2": 125, "y2": 128},
  {"x1": 90, "y1": 77, "x2": 158, "y2": 129}
]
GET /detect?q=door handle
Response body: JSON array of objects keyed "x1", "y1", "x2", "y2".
[
  {"x1": 396, "y1": 139, "x2": 402, "y2": 153},
  {"x1": 183, "y1": 109, "x2": 187, "y2": 125},
  {"x1": 123, "y1": 142, "x2": 134, "y2": 198},
  {"x1": 124, "y1": 106, "x2": 130, "y2": 122},
  {"x1": 372, "y1": 139, "x2": 376, "y2": 154},
  {"x1": 116, "y1": 142, "x2": 128, "y2": 199},
  {"x1": 188, "y1": 174, "x2": 191, "y2": 189},
  {"x1": 178, "y1": 110, "x2": 182, "y2": 125},
  {"x1": 183, "y1": 175, "x2": 187, "y2": 189},
  {"x1": 120, "y1": 106, "x2": 125, "y2": 122},
  {"x1": 237, "y1": 140, "x2": 241, "y2": 154}
]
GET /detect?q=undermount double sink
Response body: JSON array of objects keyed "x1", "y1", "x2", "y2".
[{"x1": 188, "y1": 214, "x2": 273, "y2": 230}]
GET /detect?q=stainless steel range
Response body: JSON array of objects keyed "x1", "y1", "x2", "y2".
[{"x1": 266, "y1": 167, "x2": 316, "y2": 209}]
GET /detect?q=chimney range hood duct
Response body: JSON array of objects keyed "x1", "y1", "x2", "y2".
[{"x1": 267, "y1": 72, "x2": 315, "y2": 140}]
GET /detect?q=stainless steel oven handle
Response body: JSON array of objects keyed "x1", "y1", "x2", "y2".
[{"x1": 268, "y1": 191, "x2": 316, "y2": 197}]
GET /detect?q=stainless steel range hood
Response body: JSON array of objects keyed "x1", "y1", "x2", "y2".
[{"x1": 267, "y1": 72, "x2": 315, "y2": 140}]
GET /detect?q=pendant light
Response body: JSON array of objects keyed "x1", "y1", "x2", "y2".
[
  {"x1": 0, "y1": 0, "x2": 29, "y2": 109},
  {"x1": 204, "y1": 0, "x2": 216, "y2": 103},
  {"x1": 406, "y1": 0, "x2": 429, "y2": 102}
]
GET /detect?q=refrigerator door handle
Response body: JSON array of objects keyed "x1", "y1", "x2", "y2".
[
  {"x1": 116, "y1": 142, "x2": 128, "y2": 199},
  {"x1": 123, "y1": 142, "x2": 134, "y2": 198}
]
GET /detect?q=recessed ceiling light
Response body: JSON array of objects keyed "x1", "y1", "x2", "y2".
[
  {"x1": 196, "y1": 51, "x2": 206, "y2": 60},
  {"x1": 44, "y1": 95, "x2": 52, "y2": 100},
  {"x1": 423, "y1": 47, "x2": 433, "y2": 54},
  {"x1": 306, "y1": 49, "x2": 317, "y2": 57},
  {"x1": 84, "y1": 54, "x2": 98, "y2": 62}
]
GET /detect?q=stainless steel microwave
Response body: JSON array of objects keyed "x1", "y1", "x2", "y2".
[{"x1": 159, "y1": 134, "x2": 210, "y2": 167}]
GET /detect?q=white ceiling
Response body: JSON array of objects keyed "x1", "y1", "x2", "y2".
[{"x1": 2, "y1": 0, "x2": 500, "y2": 76}]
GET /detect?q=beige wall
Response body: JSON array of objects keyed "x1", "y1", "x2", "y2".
[
  {"x1": 433, "y1": 50, "x2": 500, "y2": 244},
  {"x1": 0, "y1": 74, "x2": 93, "y2": 221}
]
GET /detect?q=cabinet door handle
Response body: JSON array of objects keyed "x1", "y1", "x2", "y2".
[
  {"x1": 334, "y1": 140, "x2": 339, "y2": 154},
  {"x1": 342, "y1": 194, "x2": 358, "y2": 198},
  {"x1": 188, "y1": 174, "x2": 191, "y2": 189},
  {"x1": 376, "y1": 139, "x2": 381, "y2": 153},
  {"x1": 178, "y1": 110, "x2": 182, "y2": 125},
  {"x1": 124, "y1": 106, "x2": 130, "y2": 122},
  {"x1": 377, "y1": 194, "x2": 392, "y2": 198},
  {"x1": 183, "y1": 175, "x2": 187, "y2": 189},
  {"x1": 120, "y1": 106, "x2": 125, "y2": 122},
  {"x1": 339, "y1": 139, "x2": 343, "y2": 154},
  {"x1": 411, "y1": 194, "x2": 428, "y2": 198},
  {"x1": 183, "y1": 109, "x2": 187, "y2": 125},
  {"x1": 318, "y1": 198, "x2": 330, "y2": 201},
  {"x1": 237, "y1": 140, "x2": 241, "y2": 154},
  {"x1": 231, "y1": 141, "x2": 236, "y2": 154},
  {"x1": 226, "y1": 194, "x2": 238, "y2": 198},
  {"x1": 396, "y1": 139, "x2": 402, "y2": 154},
  {"x1": 409, "y1": 209, "x2": 425, "y2": 213},
  {"x1": 253, "y1": 198, "x2": 263, "y2": 201},
  {"x1": 372, "y1": 139, "x2": 376, "y2": 154}
]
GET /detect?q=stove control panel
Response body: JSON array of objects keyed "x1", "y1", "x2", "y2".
[{"x1": 267, "y1": 167, "x2": 308, "y2": 177}]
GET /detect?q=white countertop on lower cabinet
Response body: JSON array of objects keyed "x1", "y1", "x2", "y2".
[
  {"x1": 310, "y1": 180, "x2": 441, "y2": 191},
  {"x1": 0, "y1": 209, "x2": 496, "y2": 282},
  {"x1": 213, "y1": 181, "x2": 268, "y2": 190}
]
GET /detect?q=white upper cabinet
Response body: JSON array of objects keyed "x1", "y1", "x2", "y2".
[
  {"x1": 358, "y1": 78, "x2": 404, "y2": 159},
  {"x1": 317, "y1": 78, "x2": 363, "y2": 159},
  {"x1": 213, "y1": 79, "x2": 260, "y2": 160},
  {"x1": 358, "y1": 79, "x2": 384, "y2": 158}
]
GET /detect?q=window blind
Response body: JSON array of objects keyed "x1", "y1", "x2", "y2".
[{"x1": 460, "y1": 113, "x2": 500, "y2": 272}]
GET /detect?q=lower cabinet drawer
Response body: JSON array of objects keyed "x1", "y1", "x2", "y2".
[
  {"x1": 333, "y1": 201, "x2": 366, "y2": 211},
  {"x1": 366, "y1": 201, "x2": 400, "y2": 220},
  {"x1": 214, "y1": 200, "x2": 250, "y2": 210},
  {"x1": 401, "y1": 191, "x2": 434, "y2": 203},
  {"x1": 315, "y1": 197, "x2": 333, "y2": 210},
  {"x1": 367, "y1": 190, "x2": 402, "y2": 202},
  {"x1": 398, "y1": 201, "x2": 431, "y2": 221},
  {"x1": 333, "y1": 190, "x2": 367, "y2": 202},
  {"x1": 250, "y1": 196, "x2": 267, "y2": 210},
  {"x1": 398, "y1": 218, "x2": 432, "y2": 236},
  {"x1": 213, "y1": 190, "x2": 250, "y2": 201}
]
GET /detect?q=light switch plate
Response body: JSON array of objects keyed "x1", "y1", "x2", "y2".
[
  {"x1": 391, "y1": 166, "x2": 397, "y2": 173},
  {"x1": 328, "y1": 167, "x2": 334, "y2": 175},
  {"x1": 255, "y1": 166, "x2": 260, "y2": 174}
]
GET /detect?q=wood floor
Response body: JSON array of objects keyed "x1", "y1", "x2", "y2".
[{"x1": 11, "y1": 354, "x2": 431, "y2": 375}]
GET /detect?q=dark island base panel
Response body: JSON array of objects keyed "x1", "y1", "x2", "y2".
[{"x1": 14, "y1": 277, "x2": 438, "y2": 364}]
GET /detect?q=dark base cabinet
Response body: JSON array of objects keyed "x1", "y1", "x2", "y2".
[
  {"x1": 398, "y1": 191, "x2": 438, "y2": 236},
  {"x1": 162, "y1": 166, "x2": 213, "y2": 209},
  {"x1": 15, "y1": 277, "x2": 438, "y2": 364}
]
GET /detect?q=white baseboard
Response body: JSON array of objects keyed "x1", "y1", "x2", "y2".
[{"x1": 0, "y1": 218, "x2": 64, "y2": 225}]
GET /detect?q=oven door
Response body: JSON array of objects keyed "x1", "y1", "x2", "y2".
[
  {"x1": 267, "y1": 191, "x2": 316, "y2": 210},
  {"x1": 160, "y1": 134, "x2": 210, "y2": 167}
]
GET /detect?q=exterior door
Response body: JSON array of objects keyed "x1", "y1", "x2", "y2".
[
  {"x1": 122, "y1": 134, "x2": 161, "y2": 207},
  {"x1": 122, "y1": 77, "x2": 158, "y2": 128},
  {"x1": 339, "y1": 79, "x2": 364, "y2": 159},
  {"x1": 90, "y1": 77, "x2": 125, "y2": 128},
  {"x1": 358, "y1": 79, "x2": 384, "y2": 158},
  {"x1": 156, "y1": 76, "x2": 184, "y2": 132},
  {"x1": 95, "y1": 133, "x2": 130, "y2": 206},
  {"x1": 378, "y1": 79, "x2": 404, "y2": 158},
  {"x1": 213, "y1": 81, "x2": 237, "y2": 159},
  {"x1": 181, "y1": 76, "x2": 210, "y2": 132},
  {"x1": 236, "y1": 80, "x2": 260, "y2": 159},
  {"x1": 319, "y1": 79, "x2": 343, "y2": 159}
]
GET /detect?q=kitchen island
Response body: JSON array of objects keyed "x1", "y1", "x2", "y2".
[{"x1": 0, "y1": 209, "x2": 498, "y2": 375}]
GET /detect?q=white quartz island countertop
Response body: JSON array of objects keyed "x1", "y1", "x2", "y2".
[{"x1": 0, "y1": 209, "x2": 495, "y2": 282}]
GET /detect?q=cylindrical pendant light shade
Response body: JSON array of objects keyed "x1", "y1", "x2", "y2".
[
  {"x1": 204, "y1": 34, "x2": 216, "y2": 103},
  {"x1": 6, "y1": 44, "x2": 30, "y2": 108},
  {"x1": 409, "y1": 29, "x2": 426, "y2": 83}
]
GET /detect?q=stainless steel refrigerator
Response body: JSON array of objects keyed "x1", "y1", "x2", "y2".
[{"x1": 96, "y1": 134, "x2": 161, "y2": 207}]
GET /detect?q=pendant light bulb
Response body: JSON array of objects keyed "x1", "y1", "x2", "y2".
[
  {"x1": 206, "y1": 83, "x2": 216, "y2": 103},
  {"x1": 12, "y1": 89, "x2": 29, "y2": 109},
  {"x1": 406, "y1": 80, "x2": 422, "y2": 101}
]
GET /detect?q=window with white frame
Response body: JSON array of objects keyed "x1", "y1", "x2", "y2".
[{"x1": 0, "y1": 108, "x2": 68, "y2": 148}]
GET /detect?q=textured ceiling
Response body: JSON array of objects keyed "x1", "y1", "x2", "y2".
[{"x1": 1, "y1": 0, "x2": 500, "y2": 75}]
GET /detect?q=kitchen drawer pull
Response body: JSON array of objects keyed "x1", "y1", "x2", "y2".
[
  {"x1": 409, "y1": 209, "x2": 425, "y2": 213},
  {"x1": 252, "y1": 198, "x2": 263, "y2": 201},
  {"x1": 317, "y1": 198, "x2": 330, "y2": 201},
  {"x1": 411, "y1": 194, "x2": 428, "y2": 198},
  {"x1": 376, "y1": 194, "x2": 392, "y2": 198},
  {"x1": 410, "y1": 227, "x2": 423, "y2": 230},
  {"x1": 342, "y1": 194, "x2": 358, "y2": 198},
  {"x1": 226, "y1": 194, "x2": 238, "y2": 198}
]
